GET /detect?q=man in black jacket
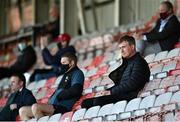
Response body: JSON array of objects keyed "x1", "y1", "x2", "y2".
[
  {"x1": 135, "y1": 1, "x2": 180, "y2": 55},
  {"x1": 0, "y1": 73, "x2": 36, "y2": 121},
  {"x1": 81, "y1": 35, "x2": 150, "y2": 108},
  {"x1": 0, "y1": 43, "x2": 37, "y2": 80}
]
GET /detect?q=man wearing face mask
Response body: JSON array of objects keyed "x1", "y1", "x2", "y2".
[
  {"x1": 19, "y1": 53, "x2": 84, "y2": 120},
  {"x1": 0, "y1": 42, "x2": 37, "y2": 80},
  {"x1": 134, "y1": 1, "x2": 180, "y2": 56}
]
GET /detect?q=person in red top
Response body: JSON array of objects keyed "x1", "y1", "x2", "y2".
[{"x1": 29, "y1": 33, "x2": 76, "y2": 82}]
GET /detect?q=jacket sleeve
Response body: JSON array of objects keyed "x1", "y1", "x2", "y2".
[
  {"x1": 42, "y1": 48, "x2": 55, "y2": 65},
  {"x1": 110, "y1": 61, "x2": 150, "y2": 96},
  {"x1": 144, "y1": 16, "x2": 179, "y2": 42},
  {"x1": 58, "y1": 70, "x2": 84, "y2": 100}
]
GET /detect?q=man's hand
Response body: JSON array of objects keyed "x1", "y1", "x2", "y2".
[
  {"x1": 40, "y1": 36, "x2": 48, "y2": 50},
  {"x1": 133, "y1": 32, "x2": 143, "y2": 40},
  {"x1": 10, "y1": 104, "x2": 17, "y2": 110},
  {"x1": 95, "y1": 90, "x2": 111, "y2": 97}
]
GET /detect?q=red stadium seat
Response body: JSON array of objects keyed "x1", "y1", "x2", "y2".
[{"x1": 44, "y1": 77, "x2": 57, "y2": 88}]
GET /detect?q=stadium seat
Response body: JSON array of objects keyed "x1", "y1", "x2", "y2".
[
  {"x1": 162, "y1": 60, "x2": 177, "y2": 72},
  {"x1": 161, "y1": 112, "x2": 175, "y2": 122},
  {"x1": 150, "y1": 63, "x2": 163, "y2": 75},
  {"x1": 139, "y1": 95, "x2": 156, "y2": 109},
  {"x1": 44, "y1": 77, "x2": 56, "y2": 88},
  {"x1": 125, "y1": 98, "x2": 141, "y2": 112},
  {"x1": 170, "y1": 91, "x2": 180, "y2": 103},
  {"x1": 97, "y1": 103, "x2": 114, "y2": 117},
  {"x1": 153, "y1": 88, "x2": 166, "y2": 95},
  {"x1": 35, "y1": 79, "x2": 46, "y2": 90},
  {"x1": 154, "y1": 92, "x2": 172, "y2": 107},
  {"x1": 38, "y1": 116, "x2": 49, "y2": 122},
  {"x1": 48, "y1": 113, "x2": 61, "y2": 122},
  {"x1": 159, "y1": 76, "x2": 176, "y2": 89},
  {"x1": 59, "y1": 111, "x2": 73, "y2": 122},
  {"x1": 84, "y1": 106, "x2": 100, "y2": 119},
  {"x1": 169, "y1": 69, "x2": 180, "y2": 76},
  {"x1": 144, "y1": 53, "x2": 155, "y2": 63},
  {"x1": 166, "y1": 48, "x2": 180, "y2": 59},
  {"x1": 27, "y1": 118, "x2": 37, "y2": 122},
  {"x1": 154, "y1": 51, "x2": 168, "y2": 62},
  {"x1": 167, "y1": 85, "x2": 180, "y2": 92},
  {"x1": 144, "y1": 79, "x2": 161, "y2": 91},
  {"x1": 105, "y1": 100, "x2": 127, "y2": 121},
  {"x1": 72, "y1": 108, "x2": 87, "y2": 121},
  {"x1": 174, "y1": 75, "x2": 180, "y2": 85}
]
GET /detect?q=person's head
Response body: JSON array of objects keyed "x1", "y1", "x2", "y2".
[
  {"x1": 60, "y1": 53, "x2": 77, "y2": 73},
  {"x1": 118, "y1": 35, "x2": 136, "y2": 59},
  {"x1": 17, "y1": 42, "x2": 27, "y2": 52},
  {"x1": 159, "y1": 1, "x2": 173, "y2": 20},
  {"x1": 56, "y1": 33, "x2": 71, "y2": 48},
  {"x1": 10, "y1": 73, "x2": 26, "y2": 92}
]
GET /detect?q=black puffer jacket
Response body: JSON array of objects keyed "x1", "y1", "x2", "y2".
[{"x1": 109, "y1": 52, "x2": 150, "y2": 101}]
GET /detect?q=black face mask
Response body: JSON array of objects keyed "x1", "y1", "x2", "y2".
[{"x1": 61, "y1": 64, "x2": 70, "y2": 73}]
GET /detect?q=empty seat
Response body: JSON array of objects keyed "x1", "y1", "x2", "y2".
[
  {"x1": 166, "y1": 48, "x2": 180, "y2": 59},
  {"x1": 170, "y1": 91, "x2": 180, "y2": 103},
  {"x1": 154, "y1": 51, "x2": 168, "y2": 62},
  {"x1": 48, "y1": 114, "x2": 61, "y2": 122},
  {"x1": 139, "y1": 95, "x2": 156, "y2": 109},
  {"x1": 27, "y1": 118, "x2": 37, "y2": 122},
  {"x1": 174, "y1": 75, "x2": 180, "y2": 85},
  {"x1": 125, "y1": 98, "x2": 141, "y2": 112},
  {"x1": 72, "y1": 108, "x2": 86, "y2": 121},
  {"x1": 27, "y1": 82, "x2": 36, "y2": 91},
  {"x1": 85, "y1": 68, "x2": 98, "y2": 78},
  {"x1": 110, "y1": 100, "x2": 127, "y2": 115},
  {"x1": 106, "y1": 101, "x2": 127, "y2": 121},
  {"x1": 150, "y1": 64, "x2": 164, "y2": 75},
  {"x1": 44, "y1": 77, "x2": 56, "y2": 88},
  {"x1": 144, "y1": 53, "x2": 155, "y2": 63},
  {"x1": 154, "y1": 92, "x2": 172, "y2": 107},
  {"x1": 162, "y1": 61, "x2": 177, "y2": 72},
  {"x1": 162, "y1": 112, "x2": 175, "y2": 122},
  {"x1": 169, "y1": 69, "x2": 180, "y2": 76},
  {"x1": 35, "y1": 79, "x2": 46, "y2": 90},
  {"x1": 38, "y1": 116, "x2": 49, "y2": 122},
  {"x1": 84, "y1": 106, "x2": 100, "y2": 119},
  {"x1": 59, "y1": 111, "x2": 73, "y2": 122},
  {"x1": 159, "y1": 76, "x2": 176, "y2": 89},
  {"x1": 144, "y1": 79, "x2": 161, "y2": 91},
  {"x1": 97, "y1": 103, "x2": 114, "y2": 117}
]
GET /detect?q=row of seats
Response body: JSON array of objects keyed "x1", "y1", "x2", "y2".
[{"x1": 25, "y1": 91, "x2": 180, "y2": 122}]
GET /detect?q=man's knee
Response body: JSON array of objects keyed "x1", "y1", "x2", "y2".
[
  {"x1": 32, "y1": 103, "x2": 40, "y2": 113},
  {"x1": 19, "y1": 107, "x2": 27, "y2": 116}
]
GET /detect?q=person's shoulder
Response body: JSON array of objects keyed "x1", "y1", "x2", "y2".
[
  {"x1": 22, "y1": 88, "x2": 33, "y2": 94},
  {"x1": 134, "y1": 53, "x2": 148, "y2": 64}
]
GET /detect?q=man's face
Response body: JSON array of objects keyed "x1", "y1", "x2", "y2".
[
  {"x1": 158, "y1": 4, "x2": 169, "y2": 14},
  {"x1": 118, "y1": 41, "x2": 135, "y2": 59},
  {"x1": 61, "y1": 57, "x2": 70, "y2": 65},
  {"x1": 10, "y1": 76, "x2": 23, "y2": 92},
  {"x1": 60, "y1": 41, "x2": 68, "y2": 48}
]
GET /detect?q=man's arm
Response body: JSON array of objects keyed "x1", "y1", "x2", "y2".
[{"x1": 144, "y1": 17, "x2": 179, "y2": 42}]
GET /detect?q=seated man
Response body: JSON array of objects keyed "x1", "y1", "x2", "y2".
[
  {"x1": 135, "y1": 1, "x2": 180, "y2": 56},
  {"x1": 19, "y1": 53, "x2": 84, "y2": 120},
  {"x1": 0, "y1": 73, "x2": 36, "y2": 121},
  {"x1": 29, "y1": 33, "x2": 76, "y2": 82},
  {"x1": 0, "y1": 43, "x2": 37, "y2": 80},
  {"x1": 81, "y1": 35, "x2": 150, "y2": 108}
]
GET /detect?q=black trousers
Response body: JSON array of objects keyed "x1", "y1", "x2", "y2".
[
  {"x1": 0, "y1": 105, "x2": 18, "y2": 121},
  {"x1": 81, "y1": 94, "x2": 135, "y2": 109}
]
